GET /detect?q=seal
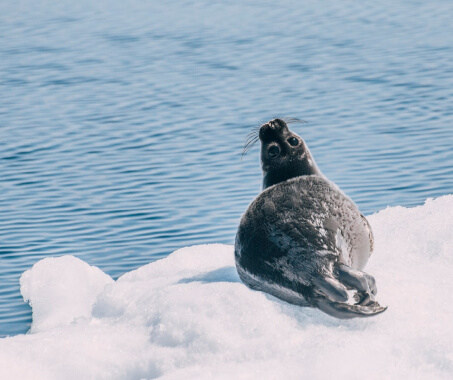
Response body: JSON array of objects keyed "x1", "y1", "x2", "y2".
[{"x1": 235, "y1": 118, "x2": 387, "y2": 319}]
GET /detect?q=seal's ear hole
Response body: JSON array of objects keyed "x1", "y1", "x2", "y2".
[
  {"x1": 268, "y1": 145, "x2": 280, "y2": 158},
  {"x1": 288, "y1": 137, "x2": 299, "y2": 147}
]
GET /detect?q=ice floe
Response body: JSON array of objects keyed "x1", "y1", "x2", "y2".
[{"x1": 1, "y1": 196, "x2": 453, "y2": 379}]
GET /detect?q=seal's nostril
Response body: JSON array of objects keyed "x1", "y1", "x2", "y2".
[
  {"x1": 272, "y1": 119, "x2": 286, "y2": 129},
  {"x1": 259, "y1": 119, "x2": 287, "y2": 141}
]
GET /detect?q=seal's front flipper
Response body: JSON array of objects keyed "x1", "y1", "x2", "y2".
[{"x1": 316, "y1": 298, "x2": 387, "y2": 319}]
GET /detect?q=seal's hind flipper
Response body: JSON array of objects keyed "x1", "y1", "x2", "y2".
[
  {"x1": 310, "y1": 267, "x2": 387, "y2": 319},
  {"x1": 316, "y1": 298, "x2": 387, "y2": 319},
  {"x1": 336, "y1": 264, "x2": 377, "y2": 296},
  {"x1": 311, "y1": 276, "x2": 349, "y2": 303}
]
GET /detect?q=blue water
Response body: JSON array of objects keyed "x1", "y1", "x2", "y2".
[{"x1": 1, "y1": 0, "x2": 452, "y2": 337}]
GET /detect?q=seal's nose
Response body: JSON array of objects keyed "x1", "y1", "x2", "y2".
[
  {"x1": 265, "y1": 119, "x2": 286, "y2": 131},
  {"x1": 271, "y1": 119, "x2": 287, "y2": 129},
  {"x1": 259, "y1": 119, "x2": 287, "y2": 141}
]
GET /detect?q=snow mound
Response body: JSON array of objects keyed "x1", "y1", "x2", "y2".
[
  {"x1": 20, "y1": 255, "x2": 114, "y2": 333},
  {"x1": 1, "y1": 197, "x2": 453, "y2": 379}
]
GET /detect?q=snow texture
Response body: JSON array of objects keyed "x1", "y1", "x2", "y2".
[{"x1": 1, "y1": 196, "x2": 453, "y2": 379}]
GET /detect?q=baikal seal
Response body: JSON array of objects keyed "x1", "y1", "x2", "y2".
[{"x1": 235, "y1": 118, "x2": 387, "y2": 319}]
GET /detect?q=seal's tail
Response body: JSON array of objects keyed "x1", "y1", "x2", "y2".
[{"x1": 316, "y1": 298, "x2": 387, "y2": 319}]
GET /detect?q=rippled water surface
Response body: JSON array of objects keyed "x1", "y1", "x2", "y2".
[{"x1": 1, "y1": 0, "x2": 453, "y2": 336}]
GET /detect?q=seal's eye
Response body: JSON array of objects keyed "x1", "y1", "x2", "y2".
[
  {"x1": 288, "y1": 137, "x2": 299, "y2": 146},
  {"x1": 268, "y1": 146, "x2": 280, "y2": 158}
]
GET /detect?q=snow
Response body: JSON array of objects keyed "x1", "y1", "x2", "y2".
[{"x1": 1, "y1": 196, "x2": 453, "y2": 379}]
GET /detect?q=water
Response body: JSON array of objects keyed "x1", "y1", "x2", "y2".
[{"x1": 1, "y1": 0, "x2": 452, "y2": 337}]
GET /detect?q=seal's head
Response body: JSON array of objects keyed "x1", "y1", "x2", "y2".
[{"x1": 259, "y1": 119, "x2": 321, "y2": 189}]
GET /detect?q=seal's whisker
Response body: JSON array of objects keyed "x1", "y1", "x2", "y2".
[
  {"x1": 244, "y1": 129, "x2": 259, "y2": 145},
  {"x1": 245, "y1": 133, "x2": 258, "y2": 142},
  {"x1": 242, "y1": 136, "x2": 259, "y2": 154},
  {"x1": 241, "y1": 125, "x2": 263, "y2": 160},
  {"x1": 241, "y1": 135, "x2": 259, "y2": 159},
  {"x1": 245, "y1": 128, "x2": 260, "y2": 139},
  {"x1": 284, "y1": 118, "x2": 307, "y2": 125}
]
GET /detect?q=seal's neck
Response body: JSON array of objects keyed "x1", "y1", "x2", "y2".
[{"x1": 262, "y1": 157, "x2": 322, "y2": 189}]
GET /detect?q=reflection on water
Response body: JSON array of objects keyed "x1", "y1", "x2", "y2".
[{"x1": 1, "y1": 0, "x2": 453, "y2": 336}]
